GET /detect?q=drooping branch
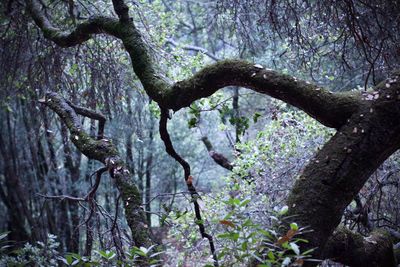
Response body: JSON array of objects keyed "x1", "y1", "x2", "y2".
[
  {"x1": 159, "y1": 108, "x2": 219, "y2": 267},
  {"x1": 26, "y1": 0, "x2": 171, "y2": 105},
  {"x1": 166, "y1": 60, "x2": 362, "y2": 128}
]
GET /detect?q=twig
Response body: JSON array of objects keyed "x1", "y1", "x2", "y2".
[{"x1": 36, "y1": 193, "x2": 85, "y2": 202}]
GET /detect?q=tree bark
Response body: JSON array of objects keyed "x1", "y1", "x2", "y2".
[
  {"x1": 323, "y1": 228, "x2": 396, "y2": 267},
  {"x1": 286, "y1": 77, "x2": 400, "y2": 265}
]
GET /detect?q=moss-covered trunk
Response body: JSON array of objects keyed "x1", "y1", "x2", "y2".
[{"x1": 286, "y1": 79, "x2": 400, "y2": 265}]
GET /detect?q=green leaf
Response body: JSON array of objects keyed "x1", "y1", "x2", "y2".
[
  {"x1": 290, "y1": 222, "x2": 299, "y2": 231},
  {"x1": 224, "y1": 211, "x2": 234, "y2": 220},
  {"x1": 241, "y1": 241, "x2": 248, "y2": 251},
  {"x1": 240, "y1": 199, "x2": 251, "y2": 207},
  {"x1": 225, "y1": 198, "x2": 241, "y2": 206},
  {"x1": 267, "y1": 251, "x2": 275, "y2": 260},
  {"x1": 253, "y1": 112, "x2": 262, "y2": 123},
  {"x1": 259, "y1": 229, "x2": 273, "y2": 239},
  {"x1": 130, "y1": 247, "x2": 147, "y2": 257},
  {"x1": 188, "y1": 117, "x2": 198, "y2": 128},
  {"x1": 302, "y1": 248, "x2": 314, "y2": 255},
  {"x1": 217, "y1": 232, "x2": 239, "y2": 241}
]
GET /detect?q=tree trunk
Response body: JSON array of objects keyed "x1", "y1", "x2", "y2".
[{"x1": 287, "y1": 79, "x2": 400, "y2": 265}]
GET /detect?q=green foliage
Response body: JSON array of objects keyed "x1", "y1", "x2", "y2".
[
  {"x1": 186, "y1": 92, "x2": 252, "y2": 137},
  {"x1": 163, "y1": 107, "x2": 332, "y2": 265},
  {"x1": 0, "y1": 234, "x2": 60, "y2": 266},
  {"x1": 127, "y1": 245, "x2": 163, "y2": 266},
  {"x1": 1, "y1": 235, "x2": 163, "y2": 267},
  {"x1": 148, "y1": 101, "x2": 161, "y2": 118},
  {"x1": 216, "y1": 200, "x2": 313, "y2": 266}
]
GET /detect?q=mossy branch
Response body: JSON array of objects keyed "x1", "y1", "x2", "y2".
[
  {"x1": 39, "y1": 92, "x2": 154, "y2": 248},
  {"x1": 323, "y1": 227, "x2": 396, "y2": 267},
  {"x1": 166, "y1": 60, "x2": 362, "y2": 128}
]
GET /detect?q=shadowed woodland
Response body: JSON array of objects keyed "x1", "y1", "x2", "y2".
[{"x1": 1, "y1": 0, "x2": 400, "y2": 266}]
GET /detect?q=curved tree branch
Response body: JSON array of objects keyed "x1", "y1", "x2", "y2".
[
  {"x1": 26, "y1": 0, "x2": 171, "y2": 105},
  {"x1": 26, "y1": 1, "x2": 400, "y2": 264},
  {"x1": 26, "y1": 0, "x2": 361, "y2": 130},
  {"x1": 165, "y1": 60, "x2": 362, "y2": 129},
  {"x1": 26, "y1": 0, "x2": 120, "y2": 47},
  {"x1": 66, "y1": 100, "x2": 106, "y2": 139}
]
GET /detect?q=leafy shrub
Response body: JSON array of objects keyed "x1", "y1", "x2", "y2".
[{"x1": 164, "y1": 107, "x2": 332, "y2": 266}]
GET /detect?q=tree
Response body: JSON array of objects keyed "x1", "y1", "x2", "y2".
[{"x1": 18, "y1": 0, "x2": 400, "y2": 265}]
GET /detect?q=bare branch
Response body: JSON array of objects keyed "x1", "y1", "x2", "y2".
[
  {"x1": 37, "y1": 193, "x2": 85, "y2": 202},
  {"x1": 37, "y1": 167, "x2": 106, "y2": 203},
  {"x1": 166, "y1": 38, "x2": 220, "y2": 61},
  {"x1": 201, "y1": 136, "x2": 233, "y2": 171},
  {"x1": 39, "y1": 92, "x2": 154, "y2": 248},
  {"x1": 85, "y1": 167, "x2": 108, "y2": 200}
]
